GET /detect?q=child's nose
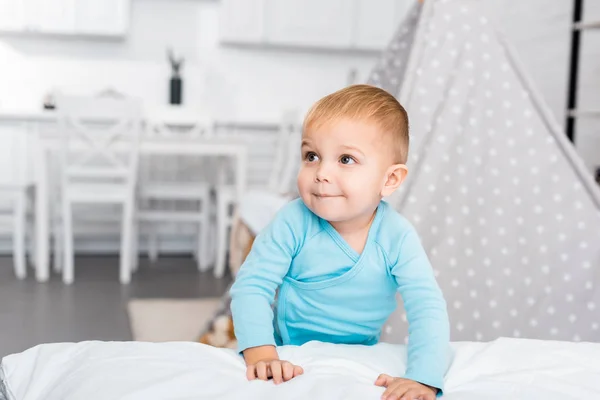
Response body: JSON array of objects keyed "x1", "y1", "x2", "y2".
[{"x1": 315, "y1": 163, "x2": 332, "y2": 183}]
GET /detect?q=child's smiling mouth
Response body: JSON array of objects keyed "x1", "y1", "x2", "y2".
[{"x1": 313, "y1": 193, "x2": 343, "y2": 199}]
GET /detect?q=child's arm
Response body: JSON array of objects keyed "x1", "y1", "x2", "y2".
[
  {"x1": 388, "y1": 228, "x2": 450, "y2": 396},
  {"x1": 243, "y1": 346, "x2": 279, "y2": 364},
  {"x1": 229, "y1": 201, "x2": 306, "y2": 379}
]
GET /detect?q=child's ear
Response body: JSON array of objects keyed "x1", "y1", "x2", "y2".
[{"x1": 381, "y1": 164, "x2": 408, "y2": 197}]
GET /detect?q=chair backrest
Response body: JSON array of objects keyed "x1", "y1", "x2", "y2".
[
  {"x1": 280, "y1": 124, "x2": 302, "y2": 195},
  {"x1": 215, "y1": 111, "x2": 301, "y2": 191},
  {"x1": 149, "y1": 108, "x2": 214, "y2": 139},
  {"x1": 55, "y1": 94, "x2": 143, "y2": 187},
  {"x1": 0, "y1": 124, "x2": 30, "y2": 189},
  {"x1": 267, "y1": 110, "x2": 300, "y2": 194},
  {"x1": 142, "y1": 110, "x2": 215, "y2": 184},
  {"x1": 270, "y1": 112, "x2": 302, "y2": 196}
]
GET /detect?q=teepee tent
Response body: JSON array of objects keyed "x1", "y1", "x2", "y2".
[{"x1": 370, "y1": 0, "x2": 600, "y2": 343}]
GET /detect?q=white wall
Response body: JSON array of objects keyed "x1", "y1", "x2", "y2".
[
  {"x1": 0, "y1": 0, "x2": 597, "y2": 157},
  {"x1": 0, "y1": 0, "x2": 376, "y2": 121}
]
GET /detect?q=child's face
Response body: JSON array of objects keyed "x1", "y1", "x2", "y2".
[{"x1": 297, "y1": 118, "x2": 401, "y2": 223}]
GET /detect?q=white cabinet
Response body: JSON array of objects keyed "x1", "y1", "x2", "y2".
[
  {"x1": 220, "y1": 0, "x2": 265, "y2": 43},
  {"x1": 354, "y1": 0, "x2": 409, "y2": 50},
  {"x1": 264, "y1": 0, "x2": 354, "y2": 48},
  {"x1": 0, "y1": 0, "x2": 129, "y2": 38},
  {"x1": 219, "y1": 0, "x2": 409, "y2": 51},
  {"x1": 75, "y1": 0, "x2": 130, "y2": 37},
  {"x1": 30, "y1": 0, "x2": 76, "y2": 35},
  {"x1": 0, "y1": 0, "x2": 26, "y2": 32}
]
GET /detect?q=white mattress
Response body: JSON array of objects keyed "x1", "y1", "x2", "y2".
[
  {"x1": 238, "y1": 190, "x2": 291, "y2": 234},
  {"x1": 2, "y1": 337, "x2": 599, "y2": 399}
]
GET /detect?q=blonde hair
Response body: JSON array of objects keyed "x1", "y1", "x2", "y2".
[{"x1": 303, "y1": 84, "x2": 409, "y2": 163}]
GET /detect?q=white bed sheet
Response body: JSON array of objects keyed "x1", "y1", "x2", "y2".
[{"x1": 2, "y1": 337, "x2": 599, "y2": 399}]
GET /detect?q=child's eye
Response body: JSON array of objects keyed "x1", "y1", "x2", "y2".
[
  {"x1": 305, "y1": 152, "x2": 319, "y2": 162},
  {"x1": 340, "y1": 155, "x2": 356, "y2": 165}
]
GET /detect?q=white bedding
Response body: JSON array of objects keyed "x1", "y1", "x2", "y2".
[{"x1": 2, "y1": 337, "x2": 599, "y2": 399}]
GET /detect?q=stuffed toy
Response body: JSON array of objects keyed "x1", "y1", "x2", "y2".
[{"x1": 198, "y1": 313, "x2": 237, "y2": 349}]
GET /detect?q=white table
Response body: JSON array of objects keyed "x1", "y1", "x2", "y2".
[
  {"x1": 0, "y1": 109, "x2": 266, "y2": 282},
  {"x1": 33, "y1": 135, "x2": 248, "y2": 282}
]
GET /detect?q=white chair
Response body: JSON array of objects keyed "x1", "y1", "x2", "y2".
[
  {"x1": 136, "y1": 114, "x2": 213, "y2": 270},
  {"x1": 212, "y1": 111, "x2": 301, "y2": 278},
  {"x1": 0, "y1": 128, "x2": 31, "y2": 279},
  {"x1": 54, "y1": 94, "x2": 143, "y2": 284}
]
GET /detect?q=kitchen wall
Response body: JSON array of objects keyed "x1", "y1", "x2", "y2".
[
  {"x1": 0, "y1": 0, "x2": 598, "y2": 136},
  {"x1": 1, "y1": 1, "x2": 598, "y2": 130},
  {"x1": 0, "y1": 0, "x2": 377, "y2": 121}
]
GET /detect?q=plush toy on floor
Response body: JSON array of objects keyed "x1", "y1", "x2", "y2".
[
  {"x1": 197, "y1": 217, "x2": 256, "y2": 349},
  {"x1": 198, "y1": 314, "x2": 237, "y2": 349}
]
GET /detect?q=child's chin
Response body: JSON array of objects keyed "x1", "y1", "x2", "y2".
[{"x1": 310, "y1": 205, "x2": 347, "y2": 222}]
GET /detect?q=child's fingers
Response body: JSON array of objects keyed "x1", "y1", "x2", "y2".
[
  {"x1": 246, "y1": 365, "x2": 257, "y2": 381},
  {"x1": 375, "y1": 373, "x2": 393, "y2": 387},
  {"x1": 293, "y1": 365, "x2": 304, "y2": 377},
  {"x1": 270, "y1": 362, "x2": 283, "y2": 384},
  {"x1": 423, "y1": 391, "x2": 436, "y2": 400},
  {"x1": 281, "y1": 361, "x2": 295, "y2": 381},
  {"x1": 382, "y1": 381, "x2": 408, "y2": 400},
  {"x1": 399, "y1": 389, "x2": 419, "y2": 400},
  {"x1": 255, "y1": 361, "x2": 270, "y2": 381}
]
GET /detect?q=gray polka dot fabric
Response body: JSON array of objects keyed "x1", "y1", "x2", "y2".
[{"x1": 369, "y1": 0, "x2": 600, "y2": 344}]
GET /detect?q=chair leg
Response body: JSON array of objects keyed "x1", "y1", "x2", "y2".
[
  {"x1": 214, "y1": 198, "x2": 229, "y2": 278},
  {"x1": 192, "y1": 242, "x2": 199, "y2": 263},
  {"x1": 13, "y1": 192, "x2": 26, "y2": 280},
  {"x1": 147, "y1": 226, "x2": 158, "y2": 263},
  {"x1": 197, "y1": 193, "x2": 210, "y2": 272},
  {"x1": 62, "y1": 198, "x2": 74, "y2": 285},
  {"x1": 120, "y1": 202, "x2": 134, "y2": 284},
  {"x1": 131, "y1": 216, "x2": 139, "y2": 273},
  {"x1": 206, "y1": 213, "x2": 217, "y2": 267},
  {"x1": 53, "y1": 222, "x2": 63, "y2": 273},
  {"x1": 197, "y1": 218, "x2": 210, "y2": 272}
]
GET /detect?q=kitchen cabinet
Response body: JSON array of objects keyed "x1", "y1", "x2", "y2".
[
  {"x1": 220, "y1": 0, "x2": 266, "y2": 43},
  {"x1": 29, "y1": 0, "x2": 76, "y2": 35},
  {"x1": 75, "y1": 0, "x2": 129, "y2": 37},
  {"x1": 264, "y1": 0, "x2": 354, "y2": 48},
  {"x1": 0, "y1": 0, "x2": 129, "y2": 38},
  {"x1": 219, "y1": 0, "x2": 410, "y2": 51},
  {"x1": 0, "y1": 0, "x2": 26, "y2": 32},
  {"x1": 354, "y1": 0, "x2": 411, "y2": 50}
]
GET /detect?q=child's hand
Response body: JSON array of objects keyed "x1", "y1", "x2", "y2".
[
  {"x1": 375, "y1": 374, "x2": 437, "y2": 400},
  {"x1": 246, "y1": 359, "x2": 304, "y2": 384}
]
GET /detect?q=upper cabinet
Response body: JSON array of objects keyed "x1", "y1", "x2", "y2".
[
  {"x1": 0, "y1": 0, "x2": 130, "y2": 38},
  {"x1": 28, "y1": 0, "x2": 76, "y2": 35},
  {"x1": 75, "y1": 0, "x2": 129, "y2": 37},
  {"x1": 0, "y1": 0, "x2": 26, "y2": 31},
  {"x1": 219, "y1": 0, "x2": 266, "y2": 44},
  {"x1": 354, "y1": 0, "x2": 410, "y2": 50},
  {"x1": 219, "y1": 0, "x2": 410, "y2": 51},
  {"x1": 264, "y1": 0, "x2": 354, "y2": 48}
]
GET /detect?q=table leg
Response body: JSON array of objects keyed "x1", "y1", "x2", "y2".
[{"x1": 34, "y1": 137, "x2": 50, "y2": 282}]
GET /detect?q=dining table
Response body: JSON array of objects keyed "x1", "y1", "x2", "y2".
[{"x1": 0, "y1": 107, "x2": 282, "y2": 282}]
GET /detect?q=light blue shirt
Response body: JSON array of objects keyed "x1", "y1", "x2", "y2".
[{"x1": 230, "y1": 198, "x2": 450, "y2": 392}]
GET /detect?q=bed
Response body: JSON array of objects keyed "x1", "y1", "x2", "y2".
[{"x1": 2, "y1": 337, "x2": 599, "y2": 399}]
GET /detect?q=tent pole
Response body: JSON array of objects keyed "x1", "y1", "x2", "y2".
[{"x1": 566, "y1": 0, "x2": 584, "y2": 143}]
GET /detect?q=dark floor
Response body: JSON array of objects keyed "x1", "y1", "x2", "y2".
[{"x1": 0, "y1": 256, "x2": 232, "y2": 358}]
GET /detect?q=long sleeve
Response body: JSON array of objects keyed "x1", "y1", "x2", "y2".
[
  {"x1": 229, "y1": 201, "x2": 305, "y2": 353},
  {"x1": 391, "y1": 228, "x2": 451, "y2": 395}
]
